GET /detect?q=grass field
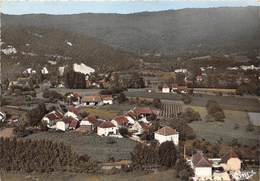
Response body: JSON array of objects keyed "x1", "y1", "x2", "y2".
[
  {"x1": 25, "y1": 132, "x2": 137, "y2": 162},
  {"x1": 185, "y1": 105, "x2": 259, "y2": 145},
  {"x1": 80, "y1": 107, "x2": 120, "y2": 119}
]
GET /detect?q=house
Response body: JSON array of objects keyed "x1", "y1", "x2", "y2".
[
  {"x1": 162, "y1": 85, "x2": 170, "y2": 93},
  {"x1": 111, "y1": 116, "x2": 129, "y2": 128},
  {"x1": 0, "y1": 112, "x2": 6, "y2": 122},
  {"x1": 56, "y1": 121, "x2": 67, "y2": 131},
  {"x1": 80, "y1": 115, "x2": 103, "y2": 131},
  {"x1": 191, "y1": 151, "x2": 212, "y2": 179},
  {"x1": 64, "y1": 117, "x2": 79, "y2": 130},
  {"x1": 97, "y1": 121, "x2": 117, "y2": 136},
  {"x1": 82, "y1": 95, "x2": 103, "y2": 106},
  {"x1": 129, "y1": 121, "x2": 150, "y2": 135},
  {"x1": 101, "y1": 95, "x2": 113, "y2": 105},
  {"x1": 220, "y1": 150, "x2": 241, "y2": 172},
  {"x1": 154, "y1": 126, "x2": 179, "y2": 145},
  {"x1": 133, "y1": 107, "x2": 155, "y2": 119},
  {"x1": 42, "y1": 110, "x2": 63, "y2": 128},
  {"x1": 66, "y1": 92, "x2": 81, "y2": 105}
]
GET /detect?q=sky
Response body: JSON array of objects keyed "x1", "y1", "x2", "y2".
[{"x1": 1, "y1": 0, "x2": 260, "y2": 15}]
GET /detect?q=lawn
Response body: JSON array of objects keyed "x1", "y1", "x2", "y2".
[{"x1": 185, "y1": 106, "x2": 259, "y2": 145}]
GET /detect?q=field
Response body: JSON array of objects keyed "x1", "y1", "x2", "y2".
[
  {"x1": 49, "y1": 88, "x2": 103, "y2": 96},
  {"x1": 124, "y1": 91, "x2": 260, "y2": 112},
  {"x1": 24, "y1": 132, "x2": 137, "y2": 162},
  {"x1": 186, "y1": 106, "x2": 259, "y2": 145},
  {"x1": 159, "y1": 103, "x2": 183, "y2": 118},
  {"x1": 80, "y1": 107, "x2": 120, "y2": 119},
  {"x1": 0, "y1": 128, "x2": 14, "y2": 138}
]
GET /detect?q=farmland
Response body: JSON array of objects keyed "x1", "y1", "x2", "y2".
[
  {"x1": 24, "y1": 132, "x2": 137, "y2": 162},
  {"x1": 186, "y1": 106, "x2": 259, "y2": 145},
  {"x1": 80, "y1": 107, "x2": 120, "y2": 120},
  {"x1": 124, "y1": 91, "x2": 260, "y2": 112},
  {"x1": 159, "y1": 103, "x2": 183, "y2": 118}
]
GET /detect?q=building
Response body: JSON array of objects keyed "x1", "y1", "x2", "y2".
[
  {"x1": 101, "y1": 95, "x2": 113, "y2": 105},
  {"x1": 82, "y1": 95, "x2": 103, "y2": 106},
  {"x1": 0, "y1": 112, "x2": 6, "y2": 122},
  {"x1": 80, "y1": 116, "x2": 104, "y2": 131},
  {"x1": 162, "y1": 85, "x2": 170, "y2": 93},
  {"x1": 56, "y1": 121, "x2": 67, "y2": 131},
  {"x1": 42, "y1": 110, "x2": 63, "y2": 128},
  {"x1": 133, "y1": 107, "x2": 156, "y2": 119},
  {"x1": 191, "y1": 151, "x2": 212, "y2": 179},
  {"x1": 154, "y1": 126, "x2": 179, "y2": 145},
  {"x1": 220, "y1": 151, "x2": 241, "y2": 172},
  {"x1": 129, "y1": 121, "x2": 150, "y2": 135},
  {"x1": 97, "y1": 121, "x2": 117, "y2": 136},
  {"x1": 111, "y1": 116, "x2": 129, "y2": 128}
]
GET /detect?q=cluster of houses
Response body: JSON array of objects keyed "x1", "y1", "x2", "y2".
[
  {"x1": 187, "y1": 150, "x2": 255, "y2": 181},
  {"x1": 41, "y1": 106, "x2": 180, "y2": 146}
]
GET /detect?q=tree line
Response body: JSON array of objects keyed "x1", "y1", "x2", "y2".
[{"x1": 0, "y1": 138, "x2": 97, "y2": 173}]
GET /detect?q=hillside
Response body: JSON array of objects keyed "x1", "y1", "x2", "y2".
[
  {"x1": 2, "y1": 7, "x2": 260, "y2": 55},
  {"x1": 1, "y1": 25, "x2": 138, "y2": 79}
]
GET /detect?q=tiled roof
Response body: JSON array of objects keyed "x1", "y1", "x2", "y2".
[
  {"x1": 192, "y1": 151, "x2": 212, "y2": 167},
  {"x1": 155, "y1": 126, "x2": 177, "y2": 136},
  {"x1": 83, "y1": 95, "x2": 102, "y2": 102},
  {"x1": 114, "y1": 116, "x2": 129, "y2": 126},
  {"x1": 220, "y1": 150, "x2": 239, "y2": 163},
  {"x1": 133, "y1": 107, "x2": 154, "y2": 116},
  {"x1": 46, "y1": 111, "x2": 63, "y2": 121},
  {"x1": 98, "y1": 121, "x2": 115, "y2": 128}
]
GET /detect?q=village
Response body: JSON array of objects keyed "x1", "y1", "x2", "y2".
[{"x1": 0, "y1": 58, "x2": 259, "y2": 181}]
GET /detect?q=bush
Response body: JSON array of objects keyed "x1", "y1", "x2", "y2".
[
  {"x1": 206, "y1": 100, "x2": 225, "y2": 122},
  {"x1": 152, "y1": 98, "x2": 162, "y2": 109},
  {"x1": 42, "y1": 90, "x2": 64, "y2": 100},
  {"x1": 158, "y1": 141, "x2": 178, "y2": 167},
  {"x1": 118, "y1": 93, "x2": 127, "y2": 103},
  {"x1": 181, "y1": 96, "x2": 192, "y2": 104}
]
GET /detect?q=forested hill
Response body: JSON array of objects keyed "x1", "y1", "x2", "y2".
[{"x1": 2, "y1": 6, "x2": 260, "y2": 55}]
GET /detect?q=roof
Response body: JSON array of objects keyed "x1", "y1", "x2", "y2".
[
  {"x1": 125, "y1": 110, "x2": 137, "y2": 119},
  {"x1": 220, "y1": 150, "x2": 239, "y2": 163},
  {"x1": 64, "y1": 117, "x2": 79, "y2": 129},
  {"x1": 83, "y1": 95, "x2": 102, "y2": 102},
  {"x1": 101, "y1": 95, "x2": 113, "y2": 101},
  {"x1": 133, "y1": 107, "x2": 154, "y2": 116},
  {"x1": 139, "y1": 122, "x2": 150, "y2": 130},
  {"x1": 68, "y1": 106, "x2": 80, "y2": 116},
  {"x1": 98, "y1": 121, "x2": 115, "y2": 128},
  {"x1": 46, "y1": 111, "x2": 63, "y2": 121},
  {"x1": 192, "y1": 151, "x2": 212, "y2": 167},
  {"x1": 114, "y1": 116, "x2": 128, "y2": 126},
  {"x1": 155, "y1": 126, "x2": 178, "y2": 136}
]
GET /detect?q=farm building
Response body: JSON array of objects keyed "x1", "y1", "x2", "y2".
[
  {"x1": 129, "y1": 121, "x2": 150, "y2": 135},
  {"x1": 97, "y1": 121, "x2": 117, "y2": 136},
  {"x1": 154, "y1": 126, "x2": 179, "y2": 145},
  {"x1": 83, "y1": 95, "x2": 103, "y2": 106},
  {"x1": 133, "y1": 107, "x2": 156, "y2": 119},
  {"x1": 111, "y1": 116, "x2": 129, "y2": 128},
  {"x1": 248, "y1": 112, "x2": 260, "y2": 126},
  {"x1": 191, "y1": 151, "x2": 212, "y2": 180},
  {"x1": 220, "y1": 150, "x2": 241, "y2": 172}
]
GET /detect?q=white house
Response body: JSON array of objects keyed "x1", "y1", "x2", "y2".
[
  {"x1": 101, "y1": 95, "x2": 113, "y2": 105},
  {"x1": 162, "y1": 86, "x2": 170, "y2": 93},
  {"x1": 129, "y1": 121, "x2": 149, "y2": 135},
  {"x1": 97, "y1": 121, "x2": 117, "y2": 136},
  {"x1": 191, "y1": 151, "x2": 212, "y2": 180},
  {"x1": 0, "y1": 112, "x2": 6, "y2": 123},
  {"x1": 154, "y1": 126, "x2": 179, "y2": 145},
  {"x1": 56, "y1": 121, "x2": 68, "y2": 132},
  {"x1": 64, "y1": 111, "x2": 78, "y2": 120}
]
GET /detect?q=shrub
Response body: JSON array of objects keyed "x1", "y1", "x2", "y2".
[{"x1": 152, "y1": 98, "x2": 162, "y2": 109}]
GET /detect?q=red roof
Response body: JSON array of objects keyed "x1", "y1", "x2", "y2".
[
  {"x1": 64, "y1": 117, "x2": 79, "y2": 129},
  {"x1": 125, "y1": 110, "x2": 137, "y2": 119},
  {"x1": 101, "y1": 95, "x2": 113, "y2": 101},
  {"x1": 155, "y1": 126, "x2": 177, "y2": 136},
  {"x1": 98, "y1": 121, "x2": 115, "y2": 128},
  {"x1": 192, "y1": 151, "x2": 212, "y2": 167},
  {"x1": 133, "y1": 107, "x2": 154, "y2": 116},
  {"x1": 68, "y1": 106, "x2": 80, "y2": 116},
  {"x1": 46, "y1": 111, "x2": 63, "y2": 121},
  {"x1": 114, "y1": 116, "x2": 128, "y2": 126},
  {"x1": 220, "y1": 150, "x2": 239, "y2": 163}
]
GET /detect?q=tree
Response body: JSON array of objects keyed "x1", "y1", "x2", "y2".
[
  {"x1": 158, "y1": 141, "x2": 178, "y2": 167},
  {"x1": 180, "y1": 108, "x2": 201, "y2": 123},
  {"x1": 152, "y1": 98, "x2": 162, "y2": 109},
  {"x1": 118, "y1": 92, "x2": 127, "y2": 103},
  {"x1": 206, "y1": 100, "x2": 225, "y2": 122},
  {"x1": 127, "y1": 73, "x2": 145, "y2": 88},
  {"x1": 118, "y1": 127, "x2": 129, "y2": 137}
]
